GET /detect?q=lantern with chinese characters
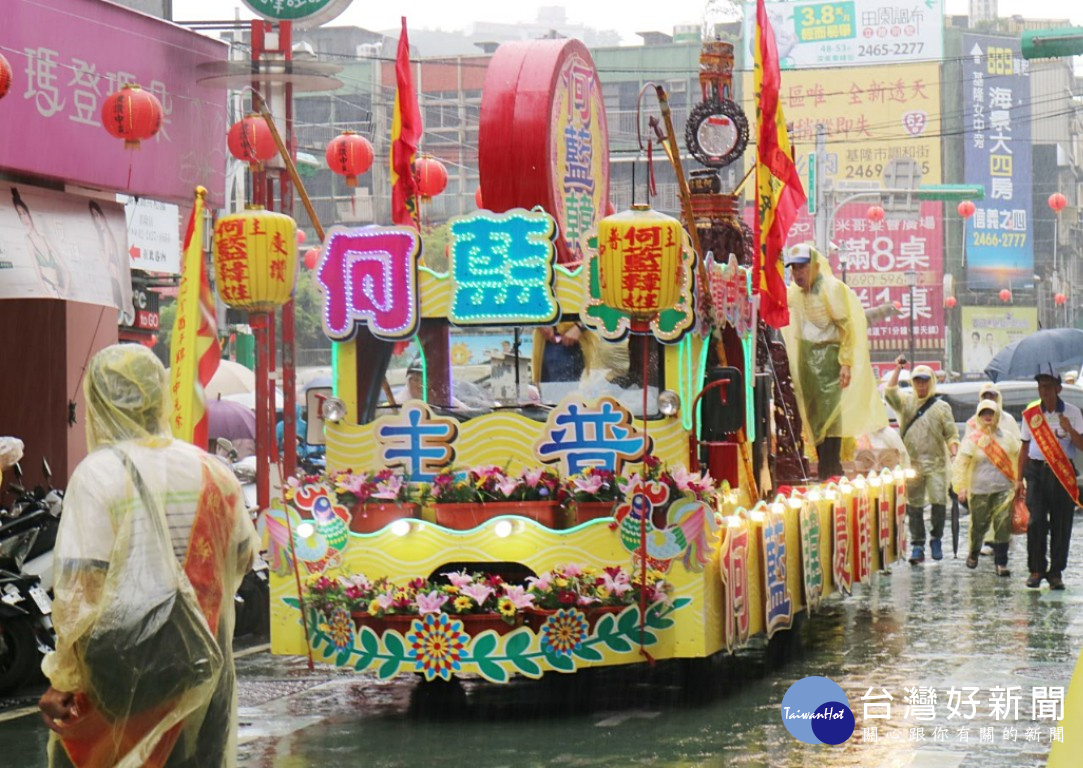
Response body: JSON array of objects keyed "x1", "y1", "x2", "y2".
[
  {"x1": 597, "y1": 204, "x2": 684, "y2": 331},
  {"x1": 866, "y1": 205, "x2": 885, "y2": 223},
  {"x1": 212, "y1": 207, "x2": 298, "y2": 313},
  {"x1": 0, "y1": 53, "x2": 12, "y2": 100},
  {"x1": 416, "y1": 156, "x2": 448, "y2": 199},
  {"x1": 325, "y1": 131, "x2": 373, "y2": 188},
  {"x1": 227, "y1": 114, "x2": 276, "y2": 171},
  {"x1": 1049, "y1": 193, "x2": 1068, "y2": 213},
  {"x1": 957, "y1": 200, "x2": 976, "y2": 219},
  {"x1": 100, "y1": 84, "x2": 163, "y2": 149}
]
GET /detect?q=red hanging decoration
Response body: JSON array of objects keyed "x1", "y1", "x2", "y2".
[
  {"x1": 416, "y1": 156, "x2": 448, "y2": 199},
  {"x1": 227, "y1": 114, "x2": 276, "y2": 170},
  {"x1": 1055, "y1": 292, "x2": 1068, "y2": 306},
  {"x1": 0, "y1": 53, "x2": 12, "y2": 100},
  {"x1": 325, "y1": 131, "x2": 373, "y2": 188},
  {"x1": 1049, "y1": 192, "x2": 1068, "y2": 213},
  {"x1": 303, "y1": 247, "x2": 320, "y2": 270},
  {"x1": 866, "y1": 205, "x2": 885, "y2": 223},
  {"x1": 999, "y1": 288, "x2": 1012, "y2": 302},
  {"x1": 296, "y1": 230, "x2": 307, "y2": 245},
  {"x1": 956, "y1": 200, "x2": 976, "y2": 219},
  {"x1": 100, "y1": 84, "x2": 163, "y2": 149},
  {"x1": 474, "y1": 187, "x2": 484, "y2": 209},
  {"x1": 944, "y1": 295, "x2": 957, "y2": 308}
]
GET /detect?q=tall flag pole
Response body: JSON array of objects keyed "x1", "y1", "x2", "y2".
[
  {"x1": 391, "y1": 16, "x2": 422, "y2": 228},
  {"x1": 170, "y1": 186, "x2": 220, "y2": 447},
  {"x1": 754, "y1": 0, "x2": 807, "y2": 329}
]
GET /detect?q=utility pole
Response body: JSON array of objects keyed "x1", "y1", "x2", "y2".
[{"x1": 812, "y1": 124, "x2": 828, "y2": 257}]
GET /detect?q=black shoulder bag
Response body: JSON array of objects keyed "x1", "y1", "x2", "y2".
[{"x1": 900, "y1": 394, "x2": 941, "y2": 441}]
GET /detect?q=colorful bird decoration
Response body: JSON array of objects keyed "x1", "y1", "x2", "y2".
[
  {"x1": 261, "y1": 486, "x2": 351, "y2": 575},
  {"x1": 613, "y1": 479, "x2": 719, "y2": 572}
]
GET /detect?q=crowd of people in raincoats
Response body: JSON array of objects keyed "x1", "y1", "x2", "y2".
[{"x1": 782, "y1": 242, "x2": 1078, "y2": 589}]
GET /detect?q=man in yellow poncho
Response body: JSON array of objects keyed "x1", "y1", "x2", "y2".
[
  {"x1": 952, "y1": 398, "x2": 1021, "y2": 576},
  {"x1": 37, "y1": 344, "x2": 259, "y2": 767},
  {"x1": 885, "y1": 358, "x2": 959, "y2": 564},
  {"x1": 780, "y1": 242, "x2": 886, "y2": 480}
]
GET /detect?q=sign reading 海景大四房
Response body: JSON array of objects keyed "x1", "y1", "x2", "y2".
[{"x1": 240, "y1": 0, "x2": 352, "y2": 25}]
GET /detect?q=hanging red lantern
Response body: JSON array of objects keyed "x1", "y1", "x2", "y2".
[
  {"x1": 325, "y1": 131, "x2": 373, "y2": 188},
  {"x1": 957, "y1": 200, "x2": 976, "y2": 219},
  {"x1": 100, "y1": 84, "x2": 163, "y2": 149},
  {"x1": 296, "y1": 230, "x2": 307, "y2": 245},
  {"x1": 1049, "y1": 192, "x2": 1068, "y2": 213},
  {"x1": 999, "y1": 288, "x2": 1012, "y2": 302},
  {"x1": 303, "y1": 247, "x2": 320, "y2": 270},
  {"x1": 416, "y1": 156, "x2": 448, "y2": 199},
  {"x1": 893, "y1": 300, "x2": 903, "y2": 311},
  {"x1": 474, "y1": 187, "x2": 484, "y2": 209},
  {"x1": 0, "y1": 53, "x2": 12, "y2": 100},
  {"x1": 1055, "y1": 292, "x2": 1068, "y2": 306},
  {"x1": 227, "y1": 114, "x2": 276, "y2": 170},
  {"x1": 866, "y1": 205, "x2": 885, "y2": 223},
  {"x1": 944, "y1": 295, "x2": 957, "y2": 308}
]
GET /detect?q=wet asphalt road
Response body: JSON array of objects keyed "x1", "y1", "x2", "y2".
[{"x1": 2, "y1": 510, "x2": 1081, "y2": 767}]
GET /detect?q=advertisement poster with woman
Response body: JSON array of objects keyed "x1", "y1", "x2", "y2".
[{"x1": 0, "y1": 184, "x2": 132, "y2": 322}]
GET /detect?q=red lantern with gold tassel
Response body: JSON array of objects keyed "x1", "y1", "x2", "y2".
[
  {"x1": 325, "y1": 131, "x2": 373, "y2": 188},
  {"x1": 416, "y1": 156, "x2": 448, "y2": 200},
  {"x1": 0, "y1": 54, "x2": 12, "y2": 100},
  {"x1": 100, "y1": 84, "x2": 163, "y2": 149},
  {"x1": 228, "y1": 114, "x2": 276, "y2": 171}
]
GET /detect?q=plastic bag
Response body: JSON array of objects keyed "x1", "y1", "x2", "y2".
[{"x1": 1012, "y1": 495, "x2": 1030, "y2": 536}]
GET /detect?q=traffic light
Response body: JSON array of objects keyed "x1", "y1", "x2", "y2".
[{"x1": 1022, "y1": 27, "x2": 1083, "y2": 60}]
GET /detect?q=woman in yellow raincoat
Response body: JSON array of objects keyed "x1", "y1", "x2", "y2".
[
  {"x1": 952, "y1": 398, "x2": 1020, "y2": 577},
  {"x1": 780, "y1": 243, "x2": 886, "y2": 479},
  {"x1": 37, "y1": 344, "x2": 259, "y2": 767}
]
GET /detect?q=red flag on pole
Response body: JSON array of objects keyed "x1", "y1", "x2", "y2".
[
  {"x1": 169, "y1": 187, "x2": 220, "y2": 448},
  {"x1": 754, "y1": 0, "x2": 807, "y2": 329},
  {"x1": 391, "y1": 17, "x2": 422, "y2": 228}
]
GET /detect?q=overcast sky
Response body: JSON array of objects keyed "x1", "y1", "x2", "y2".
[{"x1": 171, "y1": 1, "x2": 1083, "y2": 46}]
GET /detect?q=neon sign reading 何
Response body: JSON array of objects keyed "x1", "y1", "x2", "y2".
[
  {"x1": 447, "y1": 209, "x2": 560, "y2": 326},
  {"x1": 316, "y1": 225, "x2": 421, "y2": 342}
]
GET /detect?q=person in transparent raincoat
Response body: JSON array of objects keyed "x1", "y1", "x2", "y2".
[
  {"x1": 780, "y1": 242, "x2": 887, "y2": 480},
  {"x1": 38, "y1": 344, "x2": 259, "y2": 767}
]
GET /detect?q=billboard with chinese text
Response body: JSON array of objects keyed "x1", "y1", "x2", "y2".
[
  {"x1": 960, "y1": 306, "x2": 1038, "y2": 375},
  {"x1": 962, "y1": 34, "x2": 1033, "y2": 290},
  {"x1": 741, "y1": 0, "x2": 944, "y2": 70}
]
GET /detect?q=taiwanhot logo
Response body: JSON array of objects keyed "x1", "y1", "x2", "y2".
[{"x1": 779, "y1": 676, "x2": 855, "y2": 745}]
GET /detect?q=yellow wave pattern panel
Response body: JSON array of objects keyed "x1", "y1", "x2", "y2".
[{"x1": 327, "y1": 410, "x2": 690, "y2": 472}]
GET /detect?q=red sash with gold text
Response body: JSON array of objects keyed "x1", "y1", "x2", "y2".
[
  {"x1": 968, "y1": 429, "x2": 1016, "y2": 482},
  {"x1": 1023, "y1": 402, "x2": 1080, "y2": 503},
  {"x1": 59, "y1": 461, "x2": 236, "y2": 768}
]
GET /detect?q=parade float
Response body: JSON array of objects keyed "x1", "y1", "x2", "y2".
[{"x1": 261, "y1": 36, "x2": 911, "y2": 685}]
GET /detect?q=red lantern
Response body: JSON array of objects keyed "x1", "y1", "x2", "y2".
[
  {"x1": 957, "y1": 200, "x2": 976, "y2": 219},
  {"x1": 999, "y1": 288, "x2": 1012, "y2": 302},
  {"x1": 1055, "y1": 292, "x2": 1068, "y2": 306},
  {"x1": 303, "y1": 247, "x2": 320, "y2": 270},
  {"x1": 893, "y1": 300, "x2": 903, "y2": 311},
  {"x1": 416, "y1": 156, "x2": 448, "y2": 199},
  {"x1": 227, "y1": 114, "x2": 276, "y2": 170},
  {"x1": 866, "y1": 205, "x2": 885, "y2": 223},
  {"x1": 325, "y1": 131, "x2": 373, "y2": 188},
  {"x1": 1049, "y1": 192, "x2": 1068, "y2": 213},
  {"x1": 100, "y1": 84, "x2": 163, "y2": 149},
  {"x1": 474, "y1": 187, "x2": 484, "y2": 209},
  {"x1": 296, "y1": 230, "x2": 307, "y2": 245},
  {"x1": 0, "y1": 53, "x2": 12, "y2": 100},
  {"x1": 944, "y1": 295, "x2": 957, "y2": 308}
]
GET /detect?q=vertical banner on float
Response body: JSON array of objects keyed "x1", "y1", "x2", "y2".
[
  {"x1": 720, "y1": 516, "x2": 751, "y2": 653},
  {"x1": 851, "y1": 484, "x2": 873, "y2": 584},
  {"x1": 762, "y1": 504, "x2": 794, "y2": 639},
  {"x1": 895, "y1": 473, "x2": 908, "y2": 560},
  {"x1": 799, "y1": 497, "x2": 824, "y2": 613},
  {"x1": 962, "y1": 34, "x2": 1033, "y2": 290},
  {"x1": 878, "y1": 469, "x2": 894, "y2": 568},
  {"x1": 832, "y1": 486, "x2": 853, "y2": 595}
]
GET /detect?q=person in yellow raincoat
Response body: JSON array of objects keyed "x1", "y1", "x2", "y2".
[
  {"x1": 37, "y1": 344, "x2": 259, "y2": 767},
  {"x1": 780, "y1": 242, "x2": 886, "y2": 480},
  {"x1": 952, "y1": 398, "x2": 1020, "y2": 577},
  {"x1": 885, "y1": 359, "x2": 959, "y2": 564}
]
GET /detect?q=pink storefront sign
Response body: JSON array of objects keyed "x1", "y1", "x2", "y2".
[{"x1": 2, "y1": 0, "x2": 228, "y2": 207}]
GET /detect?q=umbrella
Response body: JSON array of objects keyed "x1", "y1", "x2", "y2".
[
  {"x1": 985, "y1": 328, "x2": 1083, "y2": 382},
  {"x1": 207, "y1": 399, "x2": 257, "y2": 442},
  {"x1": 222, "y1": 389, "x2": 286, "y2": 411}
]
